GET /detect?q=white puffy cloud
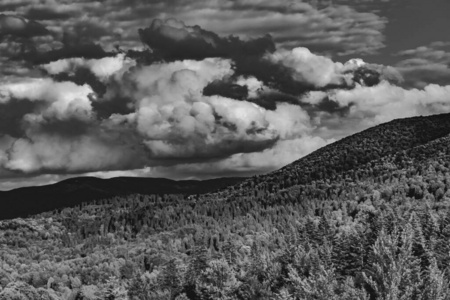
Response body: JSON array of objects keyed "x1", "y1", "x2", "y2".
[
  {"x1": 268, "y1": 47, "x2": 354, "y2": 87},
  {"x1": 2, "y1": 41, "x2": 448, "y2": 186},
  {"x1": 266, "y1": 47, "x2": 400, "y2": 89},
  {"x1": 0, "y1": 56, "x2": 320, "y2": 177},
  {"x1": 0, "y1": 78, "x2": 94, "y2": 121},
  {"x1": 116, "y1": 58, "x2": 314, "y2": 159},
  {"x1": 321, "y1": 82, "x2": 450, "y2": 132},
  {"x1": 41, "y1": 54, "x2": 135, "y2": 80},
  {"x1": 236, "y1": 76, "x2": 264, "y2": 98}
]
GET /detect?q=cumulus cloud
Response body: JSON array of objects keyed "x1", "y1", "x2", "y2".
[
  {"x1": 310, "y1": 82, "x2": 450, "y2": 140},
  {"x1": 1, "y1": 45, "x2": 442, "y2": 184},
  {"x1": 0, "y1": 76, "x2": 146, "y2": 175},
  {"x1": 268, "y1": 47, "x2": 356, "y2": 88},
  {"x1": 261, "y1": 47, "x2": 401, "y2": 105},
  {"x1": 0, "y1": 3, "x2": 449, "y2": 188},
  {"x1": 0, "y1": 55, "x2": 322, "y2": 177},
  {"x1": 41, "y1": 53, "x2": 135, "y2": 80},
  {"x1": 111, "y1": 58, "x2": 309, "y2": 159},
  {"x1": 0, "y1": 78, "x2": 94, "y2": 121},
  {"x1": 330, "y1": 82, "x2": 450, "y2": 125}
]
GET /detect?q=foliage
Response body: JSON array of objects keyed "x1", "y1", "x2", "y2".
[{"x1": 1, "y1": 113, "x2": 450, "y2": 299}]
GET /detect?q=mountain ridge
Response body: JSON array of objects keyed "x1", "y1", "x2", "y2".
[
  {"x1": 0, "y1": 176, "x2": 246, "y2": 220},
  {"x1": 209, "y1": 112, "x2": 450, "y2": 200}
]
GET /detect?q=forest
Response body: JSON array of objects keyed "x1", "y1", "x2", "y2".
[{"x1": 1, "y1": 113, "x2": 450, "y2": 299}]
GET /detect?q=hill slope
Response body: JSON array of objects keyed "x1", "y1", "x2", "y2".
[
  {"x1": 214, "y1": 112, "x2": 450, "y2": 200},
  {"x1": 1, "y1": 113, "x2": 450, "y2": 300},
  {"x1": 0, "y1": 176, "x2": 246, "y2": 220}
]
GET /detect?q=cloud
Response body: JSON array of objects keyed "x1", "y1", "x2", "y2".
[
  {"x1": 0, "y1": 14, "x2": 49, "y2": 39},
  {"x1": 0, "y1": 49, "x2": 433, "y2": 183},
  {"x1": 268, "y1": 47, "x2": 355, "y2": 88},
  {"x1": 0, "y1": 78, "x2": 94, "y2": 122},
  {"x1": 117, "y1": 58, "x2": 296, "y2": 159},
  {"x1": 41, "y1": 53, "x2": 134, "y2": 80},
  {"x1": 395, "y1": 42, "x2": 450, "y2": 88},
  {"x1": 138, "y1": 18, "x2": 275, "y2": 61},
  {"x1": 0, "y1": 5, "x2": 449, "y2": 188},
  {"x1": 0, "y1": 16, "x2": 406, "y2": 183},
  {"x1": 25, "y1": 3, "x2": 82, "y2": 20},
  {"x1": 0, "y1": 0, "x2": 389, "y2": 67},
  {"x1": 3, "y1": 130, "x2": 144, "y2": 174},
  {"x1": 0, "y1": 55, "x2": 320, "y2": 177},
  {"x1": 312, "y1": 82, "x2": 450, "y2": 140},
  {"x1": 170, "y1": 1, "x2": 387, "y2": 56},
  {"x1": 266, "y1": 47, "x2": 402, "y2": 90},
  {"x1": 122, "y1": 135, "x2": 334, "y2": 180}
]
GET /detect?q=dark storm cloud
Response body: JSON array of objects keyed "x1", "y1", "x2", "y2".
[
  {"x1": 203, "y1": 80, "x2": 249, "y2": 101},
  {"x1": 0, "y1": 14, "x2": 49, "y2": 39},
  {"x1": 138, "y1": 18, "x2": 275, "y2": 61}
]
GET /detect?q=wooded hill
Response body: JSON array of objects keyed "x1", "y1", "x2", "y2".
[
  {"x1": 0, "y1": 177, "x2": 246, "y2": 220},
  {"x1": 1, "y1": 112, "x2": 450, "y2": 300}
]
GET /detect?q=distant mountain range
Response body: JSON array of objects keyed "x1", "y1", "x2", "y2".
[
  {"x1": 2, "y1": 112, "x2": 450, "y2": 221},
  {"x1": 0, "y1": 176, "x2": 246, "y2": 220}
]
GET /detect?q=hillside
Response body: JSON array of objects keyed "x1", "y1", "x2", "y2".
[
  {"x1": 212, "y1": 113, "x2": 450, "y2": 200},
  {"x1": 0, "y1": 176, "x2": 246, "y2": 220},
  {"x1": 1, "y1": 113, "x2": 450, "y2": 300}
]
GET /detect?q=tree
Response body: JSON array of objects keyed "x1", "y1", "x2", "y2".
[
  {"x1": 159, "y1": 259, "x2": 182, "y2": 299},
  {"x1": 363, "y1": 226, "x2": 423, "y2": 300},
  {"x1": 103, "y1": 276, "x2": 128, "y2": 300},
  {"x1": 128, "y1": 273, "x2": 150, "y2": 300},
  {"x1": 196, "y1": 258, "x2": 240, "y2": 300}
]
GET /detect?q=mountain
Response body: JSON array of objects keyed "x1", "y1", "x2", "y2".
[
  {"x1": 0, "y1": 176, "x2": 246, "y2": 220},
  {"x1": 2, "y1": 113, "x2": 450, "y2": 300},
  {"x1": 212, "y1": 112, "x2": 450, "y2": 201}
]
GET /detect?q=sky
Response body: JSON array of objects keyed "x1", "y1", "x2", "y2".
[{"x1": 0, "y1": 0, "x2": 450, "y2": 190}]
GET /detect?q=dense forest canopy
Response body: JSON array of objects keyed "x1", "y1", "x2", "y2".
[{"x1": 1, "y1": 113, "x2": 450, "y2": 299}]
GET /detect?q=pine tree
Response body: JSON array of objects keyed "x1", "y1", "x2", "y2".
[
  {"x1": 363, "y1": 225, "x2": 423, "y2": 300},
  {"x1": 159, "y1": 259, "x2": 182, "y2": 299},
  {"x1": 184, "y1": 241, "x2": 209, "y2": 299},
  {"x1": 422, "y1": 258, "x2": 450, "y2": 300}
]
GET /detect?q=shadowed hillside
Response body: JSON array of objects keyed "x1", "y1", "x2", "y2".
[{"x1": 0, "y1": 176, "x2": 246, "y2": 220}]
